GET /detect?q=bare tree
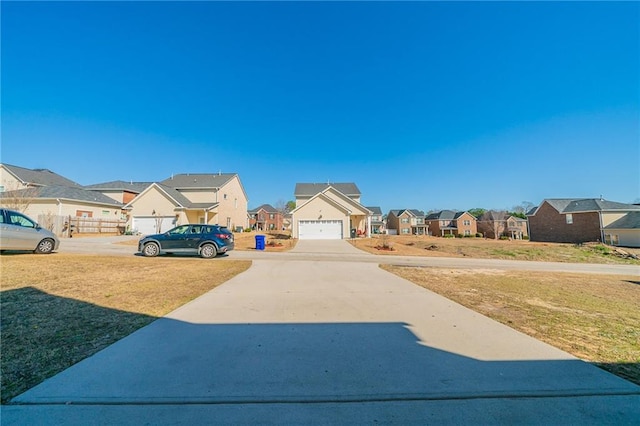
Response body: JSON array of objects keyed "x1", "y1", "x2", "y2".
[
  {"x1": 0, "y1": 184, "x2": 39, "y2": 212},
  {"x1": 274, "y1": 199, "x2": 288, "y2": 215},
  {"x1": 511, "y1": 201, "x2": 536, "y2": 215},
  {"x1": 478, "y1": 210, "x2": 508, "y2": 239}
]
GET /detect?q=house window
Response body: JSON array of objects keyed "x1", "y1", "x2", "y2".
[
  {"x1": 604, "y1": 234, "x2": 619, "y2": 245},
  {"x1": 102, "y1": 210, "x2": 110, "y2": 216},
  {"x1": 464, "y1": 230, "x2": 471, "y2": 236},
  {"x1": 566, "y1": 214, "x2": 573, "y2": 224},
  {"x1": 463, "y1": 220, "x2": 470, "y2": 226},
  {"x1": 269, "y1": 214, "x2": 274, "y2": 219},
  {"x1": 76, "y1": 210, "x2": 92, "y2": 218},
  {"x1": 224, "y1": 194, "x2": 228, "y2": 200},
  {"x1": 401, "y1": 218, "x2": 409, "y2": 224},
  {"x1": 401, "y1": 228, "x2": 410, "y2": 234}
]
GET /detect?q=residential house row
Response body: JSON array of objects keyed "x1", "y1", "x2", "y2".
[{"x1": 1, "y1": 163, "x2": 638, "y2": 247}]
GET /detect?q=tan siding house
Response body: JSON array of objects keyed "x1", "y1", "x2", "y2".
[
  {"x1": 291, "y1": 183, "x2": 372, "y2": 239},
  {"x1": 124, "y1": 173, "x2": 248, "y2": 235}
]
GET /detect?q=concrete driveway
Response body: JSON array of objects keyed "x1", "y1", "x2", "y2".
[{"x1": 5, "y1": 240, "x2": 639, "y2": 424}]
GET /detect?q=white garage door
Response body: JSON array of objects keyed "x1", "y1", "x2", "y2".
[
  {"x1": 132, "y1": 216, "x2": 175, "y2": 236},
  {"x1": 298, "y1": 220, "x2": 343, "y2": 240}
]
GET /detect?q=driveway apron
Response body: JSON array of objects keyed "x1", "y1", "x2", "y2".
[{"x1": 6, "y1": 240, "x2": 639, "y2": 424}]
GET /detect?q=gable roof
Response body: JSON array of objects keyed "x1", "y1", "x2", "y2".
[
  {"x1": 564, "y1": 199, "x2": 640, "y2": 213},
  {"x1": 291, "y1": 186, "x2": 371, "y2": 216},
  {"x1": 123, "y1": 183, "x2": 218, "y2": 210},
  {"x1": 530, "y1": 199, "x2": 640, "y2": 215},
  {"x1": 366, "y1": 206, "x2": 382, "y2": 215},
  {"x1": 161, "y1": 173, "x2": 237, "y2": 189},
  {"x1": 426, "y1": 210, "x2": 457, "y2": 220},
  {"x1": 604, "y1": 212, "x2": 640, "y2": 230},
  {"x1": 389, "y1": 209, "x2": 425, "y2": 218},
  {"x1": 1, "y1": 163, "x2": 82, "y2": 188},
  {"x1": 0, "y1": 185, "x2": 123, "y2": 207},
  {"x1": 294, "y1": 183, "x2": 361, "y2": 198},
  {"x1": 84, "y1": 180, "x2": 152, "y2": 193},
  {"x1": 248, "y1": 204, "x2": 279, "y2": 214}
]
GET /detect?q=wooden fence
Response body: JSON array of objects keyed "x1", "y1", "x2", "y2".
[{"x1": 38, "y1": 214, "x2": 127, "y2": 237}]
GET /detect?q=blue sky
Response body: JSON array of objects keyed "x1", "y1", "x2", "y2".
[{"x1": 2, "y1": 1, "x2": 638, "y2": 212}]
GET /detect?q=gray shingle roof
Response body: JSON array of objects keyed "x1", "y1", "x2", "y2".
[
  {"x1": 248, "y1": 204, "x2": 278, "y2": 214},
  {"x1": 389, "y1": 209, "x2": 425, "y2": 218},
  {"x1": 534, "y1": 198, "x2": 640, "y2": 214},
  {"x1": 0, "y1": 185, "x2": 123, "y2": 207},
  {"x1": 294, "y1": 183, "x2": 361, "y2": 197},
  {"x1": 604, "y1": 212, "x2": 640, "y2": 230},
  {"x1": 563, "y1": 199, "x2": 640, "y2": 213},
  {"x1": 161, "y1": 173, "x2": 236, "y2": 189},
  {"x1": 84, "y1": 180, "x2": 152, "y2": 193},
  {"x1": 2, "y1": 163, "x2": 82, "y2": 187},
  {"x1": 426, "y1": 210, "x2": 457, "y2": 220},
  {"x1": 366, "y1": 206, "x2": 382, "y2": 215}
]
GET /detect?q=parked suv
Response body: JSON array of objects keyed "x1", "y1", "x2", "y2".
[
  {"x1": 0, "y1": 208, "x2": 60, "y2": 254},
  {"x1": 138, "y1": 224, "x2": 234, "y2": 258}
]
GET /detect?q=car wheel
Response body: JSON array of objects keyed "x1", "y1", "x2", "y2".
[
  {"x1": 200, "y1": 243, "x2": 217, "y2": 259},
  {"x1": 35, "y1": 238, "x2": 55, "y2": 254},
  {"x1": 142, "y1": 242, "x2": 160, "y2": 257}
]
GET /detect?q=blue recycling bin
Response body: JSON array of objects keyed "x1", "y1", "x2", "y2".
[{"x1": 255, "y1": 235, "x2": 266, "y2": 250}]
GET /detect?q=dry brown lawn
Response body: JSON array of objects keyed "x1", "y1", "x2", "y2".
[
  {"x1": 0, "y1": 254, "x2": 251, "y2": 403},
  {"x1": 231, "y1": 230, "x2": 296, "y2": 251},
  {"x1": 382, "y1": 265, "x2": 640, "y2": 385},
  {"x1": 351, "y1": 235, "x2": 640, "y2": 265}
]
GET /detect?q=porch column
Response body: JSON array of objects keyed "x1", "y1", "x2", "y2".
[{"x1": 367, "y1": 215, "x2": 372, "y2": 237}]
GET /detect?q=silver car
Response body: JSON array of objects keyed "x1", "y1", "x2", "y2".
[{"x1": 0, "y1": 208, "x2": 60, "y2": 254}]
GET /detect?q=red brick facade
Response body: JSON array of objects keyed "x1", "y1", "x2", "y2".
[{"x1": 528, "y1": 202, "x2": 601, "y2": 243}]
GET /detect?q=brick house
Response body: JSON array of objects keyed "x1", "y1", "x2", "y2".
[
  {"x1": 477, "y1": 211, "x2": 529, "y2": 239},
  {"x1": 249, "y1": 204, "x2": 284, "y2": 231},
  {"x1": 386, "y1": 209, "x2": 427, "y2": 235},
  {"x1": 425, "y1": 210, "x2": 477, "y2": 237},
  {"x1": 527, "y1": 198, "x2": 640, "y2": 245}
]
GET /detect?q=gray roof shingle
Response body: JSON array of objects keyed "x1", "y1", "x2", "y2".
[
  {"x1": 85, "y1": 180, "x2": 152, "y2": 193},
  {"x1": 0, "y1": 185, "x2": 123, "y2": 207},
  {"x1": 534, "y1": 198, "x2": 640, "y2": 214},
  {"x1": 564, "y1": 199, "x2": 640, "y2": 213},
  {"x1": 2, "y1": 163, "x2": 82, "y2": 188},
  {"x1": 366, "y1": 206, "x2": 382, "y2": 215},
  {"x1": 294, "y1": 183, "x2": 361, "y2": 197},
  {"x1": 161, "y1": 173, "x2": 236, "y2": 189},
  {"x1": 604, "y1": 212, "x2": 640, "y2": 230},
  {"x1": 248, "y1": 204, "x2": 278, "y2": 214}
]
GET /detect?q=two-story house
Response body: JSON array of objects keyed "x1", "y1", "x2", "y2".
[
  {"x1": 425, "y1": 210, "x2": 477, "y2": 237},
  {"x1": 528, "y1": 198, "x2": 640, "y2": 246},
  {"x1": 290, "y1": 182, "x2": 372, "y2": 239},
  {"x1": 386, "y1": 209, "x2": 427, "y2": 235},
  {"x1": 123, "y1": 173, "x2": 249, "y2": 235},
  {"x1": 249, "y1": 204, "x2": 284, "y2": 231},
  {"x1": 367, "y1": 206, "x2": 385, "y2": 234},
  {"x1": 477, "y1": 211, "x2": 529, "y2": 239}
]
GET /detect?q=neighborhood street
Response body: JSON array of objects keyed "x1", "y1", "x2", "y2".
[
  {"x1": 58, "y1": 236, "x2": 640, "y2": 276},
  {"x1": 4, "y1": 239, "x2": 639, "y2": 425}
]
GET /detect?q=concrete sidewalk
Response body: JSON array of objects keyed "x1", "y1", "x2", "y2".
[{"x1": 4, "y1": 247, "x2": 639, "y2": 424}]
